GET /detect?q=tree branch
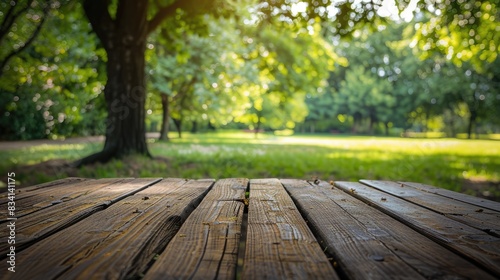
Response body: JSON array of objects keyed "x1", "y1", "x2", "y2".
[
  {"x1": 148, "y1": 0, "x2": 218, "y2": 35},
  {"x1": 0, "y1": 2, "x2": 18, "y2": 41},
  {"x1": 0, "y1": 0, "x2": 34, "y2": 45},
  {"x1": 83, "y1": 0, "x2": 115, "y2": 49},
  {"x1": 0, "y1": 1, "x2": 48, "y2": 76},
  {"x1": 147, "y1": 1, "x2": 185, "y2": 34}
]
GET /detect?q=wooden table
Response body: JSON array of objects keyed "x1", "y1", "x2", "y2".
[{"x1": 1, "y1": 178, "x2": 499, "y2": 279}]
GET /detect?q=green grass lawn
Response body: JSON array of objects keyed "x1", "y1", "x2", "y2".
[{"x1": 1, "y1": 131, "x2": 499, "y2": 199}]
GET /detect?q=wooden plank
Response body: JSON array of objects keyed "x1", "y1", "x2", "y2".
[
  {"x1": 400, "y1": 181, "x2": 500, "y2": 212},
  {"x1": 282, "y1": 179, "x2": 496, "y2": 280},
  {"x1": 144, "y1": 178, "x2": 248, "y2": 280},
  {"x1": 4, "y1": 179, "x2": 213, "y2": 280},
  {"x1": 0, "y1": 178, "x2": 127, "y2": 222},
  {"x1": 242, "y1": 179, "x2": 338, "y2": 280},
  {"x1": 335, "y1": 181, "x2": 500, "y2": 276},
  {"x1": 0, "y1": 177, "x2": 89, "y2": 198},
  {"x1": 0, "y1": 178, "x2": 161, "y2": 257},
  {"x1": 361, "y1": 180, "x2": 500, "y2": 236},
  {"x1": 0, "y1": 177, "x2": 91, "y2": 210}
]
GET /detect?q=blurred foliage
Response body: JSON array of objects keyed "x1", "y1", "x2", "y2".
[
  {"x1": 0, "y1": 0, "x2": 499, "y2": 141},
  {"x1": 0, "y1": 1, "x2": 106, "y2": 140},
  {"x1": 413, "y1": 0, "x2": 500, "y2": 72},
  {"x1": 307, "y1": 19, "x2": 500, "y2": 137},
  {"x1": 148, "y1": 15, "x2": 248, "y2": 137}
]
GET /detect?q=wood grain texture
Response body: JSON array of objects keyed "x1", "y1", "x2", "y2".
[
  {"x1": 0, "y1": 178, "x2": 160, "y2": 257},
  {"x1": 282, "y1": 179, "x2": 496, "y2": 280},
  {"x1": 361, "y1": 180, "x2": 500, "y2": 236},
  {"x1": 3, "y1": 178, "x2": 213, "y2": 280},
  {"x1": 144, "y1": 178, "x2": 248, "y2": 280},
  {"x1": 0, "y1": 177, "x2": 89, "y2": 198},
  {"x1": 0, "y1": 178, "x2": 124, "y2": 222},
  {"x1": 400, "y1": 181, "x2": 500, "y2": 212},
  {"x1": 242, "y1": 179, "x2": 338, "y2": 280},
  {"x1": 2, "y1": 177, "x2": 499, "y2": 279},
  {"x1": 335, "y1": 181, "x2": 500, "y2": 276},
  {"x1": 0, "y1": 176, "x2": 90, "y2": 219}
]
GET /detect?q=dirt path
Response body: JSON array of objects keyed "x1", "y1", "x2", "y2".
[
  {"x1": 0, "y1": 133, "x2": 161, "y2": 150},
  {"x1": 0, "y1": 136, "x2": 105, "y2": 150}
]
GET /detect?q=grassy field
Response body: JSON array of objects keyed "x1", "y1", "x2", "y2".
[{"x1": 1, "y1": 131, "x2": 499, "y2": 200}]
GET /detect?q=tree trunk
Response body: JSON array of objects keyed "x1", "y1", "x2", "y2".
[
  {"x1": 352, "y1": 112, "x2": 362, "y2": 134},
  {"x1": 207, "y1": 121, "x2": 216, "y2": 131},
  {"x1": 172, "y1": 117, "x2": 182, "y2": 138},
  {"x1": 91, "y1": 34, "x2": 150, "y2": 160},
  {"x1": 369, "y1": 117, "x2": 375, "y2": 135},
  {"x1": 75, "y1": 1, "x2": 151, "y2": 166},
  {"x1": 448, "y1": 111, "x2": 456, "y2": 138},
  {"x1": 423, "y1": 107, "x2": 430, "y2": 133},
  {"x1": 384, "y1": 122, "x2": 389, "y2": 136},
  {"x1": 467, "y1": 110, "x2": 477, "y2": 140},
  {"x1": 159, "y1": 94, "x2": 170, "y2": 141},
  {"x1": 255, "y1": 115, "x2": 262, "y2": 138},
  {"x1": 191, "y1": 121, "x2": 198, "y2": 133}
]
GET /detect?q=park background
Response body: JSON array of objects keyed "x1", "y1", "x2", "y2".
[{"x1": 0, "y1": 0, "x2": 499, "y2": 200}]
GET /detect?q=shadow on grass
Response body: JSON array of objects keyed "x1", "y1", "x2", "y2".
[{"x1": 1, "y1": 138, "x2": 498, "y2": 201}]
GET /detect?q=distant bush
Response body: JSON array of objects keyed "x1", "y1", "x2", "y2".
[
  {"x1": 401, "y1": 132, "x2": 446, "y2": 138},
  {"x1": 274, "y1": 129, "x2": 294, "y2": 136},
  {"x1": 456, "y1": 134, "x2": 500, "y2": 140}
]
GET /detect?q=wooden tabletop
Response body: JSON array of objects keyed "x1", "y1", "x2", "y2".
[{"x1": 1, "y1": 178, "x2": 499, "y2": 279}]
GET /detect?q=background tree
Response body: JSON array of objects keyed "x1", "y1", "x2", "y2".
[
  {"x1": 234, "y1": 20, "x2": 335, "y2": 134},
  {"x1": 150, "y1": 16, "x2": 245, "y2": 140}
]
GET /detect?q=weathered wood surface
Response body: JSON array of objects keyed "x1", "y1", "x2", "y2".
[
  {"x1": 0, "y1": 177, "x2": 89, "y2": 196},
  {"x1": 242, "y1": 179, "x2": 338, "y2": 280},
  {"x1": 145, "y1": 178, "x2": 247, "y2": 280},
  {"x1": 335, "y1": 181, "x2": 500, "y2": 276},
  {"x1": 0, "y1": 177, "x2": 91, "y2": 220},
  {"x1": 6, "y1": 178, "x2": 213, "y2": 280},
  {"x1": 361, "y1": 180, "x2": 500, "y2": 236},
  {"x1": 1, "y1": 178, "x2": 499, "y2": 280},
  {"x1": 401, "y1": 181, "x2": 500, "y2": 212},
  {"x1": 0, "y1": 178, "x2": 161, "y2": 256},
  {"x1": 282, "y1": 179, "x2": 496, "y2": 280}
]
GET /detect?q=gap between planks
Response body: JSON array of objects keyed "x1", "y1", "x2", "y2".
[
  {"x1": 144, "y1": 178, "x2": 248, "y2": 280},
  {"x1": 1, "y1": 178, "x2": 214, "y2": 280},
  {"x1": 242, "y1": 179, "x2": 338, "y2": 280},
  {"x1": 281, "y1": 179, "x2": 496, "y2": 280},
  {"x1": 144, "y1": 178, "x2": 339, "y2": 280},
  {"x1": 0, "y1": 178, "x2": 162, "y2": 258},
  {"x1": 335, "y1": 181, "x2": 500, "y2": 277},
  {"x1": 360, "y1": 180, "x2": 500, "y2": 237}
]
